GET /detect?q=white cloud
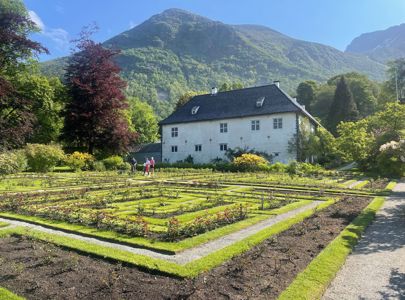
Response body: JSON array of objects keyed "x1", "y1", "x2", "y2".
[
  {"x1": 29, "y1": 10, "x2": 70, "y2": 51},
  {"x1": 44, "y1": 28, "x2": 70, "y2": 50},
  {"x1": 28, "y1": 10, "x2": 45, "y2": 30}
]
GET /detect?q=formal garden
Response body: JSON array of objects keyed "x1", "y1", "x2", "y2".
[
  {"x1": 0, "y1": 164, "x2": 397, "y2": 299},
  {"x1": 1, "y1": 1, "x2": 404, "y2": 298}
]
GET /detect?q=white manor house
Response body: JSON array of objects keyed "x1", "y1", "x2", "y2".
[{"x1": 160, "y1": 82, "x2": 319, "y2": 164}]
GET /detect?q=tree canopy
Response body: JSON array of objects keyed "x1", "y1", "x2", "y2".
[
  {"x1": 0, "y1": 0, "x2": 48, "y2": 150},
  {"x1": 327, "y1": 76, "x2": 359, "y2": 134},
  {"x1": 62, "y1": 29, "x2": 136, "y2": 155},
  {"x1": 128, "y1": 97, "x2": 159, "y2": 144}
]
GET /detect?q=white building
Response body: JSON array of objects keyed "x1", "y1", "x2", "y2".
[{"x1": 160, "y1": 83, "x2": 319, "y2": 164}]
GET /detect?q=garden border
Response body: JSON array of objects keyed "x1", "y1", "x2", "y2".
[
  {"x1": 0, "y1": 199, "x2": 335, "y2": 278},
  {"x1": 278, "y1": 196, "x2": 385, "y2": 300},
  {"x1": 0, "y1": 199, "x2": 316, "y2": 254}
]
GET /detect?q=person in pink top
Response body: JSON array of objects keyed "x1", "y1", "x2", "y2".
[
  {"x1": 150, "y1": 157, "x2": 155, "y2": 176},
  {"x1": 144, "y1": 158, "x2": 150, "y2": 176}
]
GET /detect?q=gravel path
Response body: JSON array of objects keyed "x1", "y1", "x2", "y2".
[
  {"x1": 323, "y1": 181, "x2": 405, "y2": 300},
  {"x1": 0, "y1": 201, "x2": 321, "y2": 265}
]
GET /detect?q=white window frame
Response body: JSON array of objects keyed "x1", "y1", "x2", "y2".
[
  {"x1": 251, "y1": 120, "x2": 260, "y2": 131},
  {"x1": 171, "y1": 127, "x2": 178, "y2": 137},
  {"x1": 273, "y1": 118, "x2": 283, "y2": 129},
  {"x1": 220, "y1": 143, "x2": 228, "y2": 151},
  {"x1": 195, "y1": 144, "x2": 202, "y2": 152},
  {"x1": 220, "y1": 123, "x2": 228, "y2": 133},
  {"x1": 171, "y1": 145, "x2": 178, "y2": 152}
]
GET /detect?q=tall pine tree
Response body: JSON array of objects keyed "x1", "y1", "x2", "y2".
[
  {"x1": 327, "y1": 76, "x2": 359, "y2": 135},
  {"x1": 62, "y1": 29, "x2": 136, "y2": 154}
]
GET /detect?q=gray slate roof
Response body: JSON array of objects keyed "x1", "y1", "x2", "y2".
[
  {"x1": 132, "y1": 143, "x2": 161, "y2": 153},
  {"x1": 160, "y1": 84, "x2": 319, "y2": 125}
]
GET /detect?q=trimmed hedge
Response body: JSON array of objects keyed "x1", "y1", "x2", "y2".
[{"x1": 278, "y1": 196, "x2": 385, "y2": 300}]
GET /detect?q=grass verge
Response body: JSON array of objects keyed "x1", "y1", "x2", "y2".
[
  {"x1": 0, "y1": 221, "x2": 9, "y2": 228},
  {"x1": 385, "y1": 181, "x2": 397, "y2": 191},
  {"x1": 0, "y1": 287, "x2": 24, "y2": 300},
  {"x1": 278, "y1": 196, "x2": 385, "y2": 300}
]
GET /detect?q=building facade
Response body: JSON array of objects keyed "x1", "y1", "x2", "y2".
[{"x1": 160, "y1": 83, "x2": 318, "y2": 164}]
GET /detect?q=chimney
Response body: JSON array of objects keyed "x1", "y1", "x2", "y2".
[
  {"x1": 302, "y1": 105, "x2": 306, "y2": 110},
  {"x1": 273, "y1": 80, "x2": 280, "y2": 88},
  {"x1": 292, "y1": 97, "x2": 297, "y2": 102},
  {"x1": 211, "y1": 87, "x2": 218, "y2": 96}
]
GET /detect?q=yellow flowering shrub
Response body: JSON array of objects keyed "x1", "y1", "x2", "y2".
[
  {"x1": 232, "y1": 153, "x2": 268, "y2": 169},
  {"x1": 65, "y1": 151, "x2": 95, "y2": 171}
]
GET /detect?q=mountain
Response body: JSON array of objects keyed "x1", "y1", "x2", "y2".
[
  {"x1": 346, "y1": 23, "x2": 405, "y2": 63},
  {"x1": 41, "y1": 8, "x2": 386, "y2": 118}
]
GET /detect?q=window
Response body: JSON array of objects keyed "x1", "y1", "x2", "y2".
[
  {"x1": 191, "y1": 106, "x2": 200, "y2": 115},
  {"x1": 171, "y1": 127, "x2": 178, "y2": 137},
  {"x1": 256, "y1": 96, "x2": 265, "y2": 107},
  {"x1": 273, "y1": 118, "x2": 283, "y2": 129},
  {"x1": 195, "y1": 144, "x2": 202, "y2": 152},
  {"x1": 273, "y1": 152, "x2": 280, "y2": 157},
  {"x1": 171, "y1": 146, "x2": 178, "y2": 152},
  {"x1": 220, "y1": 123, "x2": 228, "y2": 133},
  {"x1": 251, "y1": 120, "x2": 260, "y2": 131},
  {"x1": 220, "y1": 143, "x2": 228, "y2": 151}
]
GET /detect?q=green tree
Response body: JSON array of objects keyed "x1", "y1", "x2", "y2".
[
  {"x1": 296, "y1": 80, "x2": 317, "y2": 112},
  {"x1": 336, "y1": 120, "x2": 372, "y2": 163},
  {"x1": 327, "y1": 76, "x2": 359, "y2": 134},
  {"x1": 0, "y1": 0, "x2": 48, "y2": 150},
  {"x1": 311, "y1": 84, "x2": 335, "y2": 123},
  {"x1": 128, "y1": 97, "x2": 159, "y2": 144},
  {"x1": 14, "y1": 71, "x2": 66, "y2": 143},
  {"x1": 218, "y1": 82, "x2": 243, "y2": 92},
  {"x1": 386, "y1": 58, "x2": 405, "y2": 102},
  {"x1": 327, "y1": 72, "x2": 378, "y2": 118},
  {"x1": 175, "y1": 91, "x2": 201, "y2": 110}
]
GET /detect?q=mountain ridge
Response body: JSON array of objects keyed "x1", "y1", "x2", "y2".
[
  {"x1": 346, "y1": 23, "x2": 405, "y2": 63},
  {"x1": 41, "y1": 8, "x2": 386, "y2": 118}
]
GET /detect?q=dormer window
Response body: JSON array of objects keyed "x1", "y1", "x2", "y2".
[
  {"x1": 191, "y1": 106, "x2": 200, "y2": 115},
  {"x1": 256, "y1": 96, "x2": 265, "y2": 108}
]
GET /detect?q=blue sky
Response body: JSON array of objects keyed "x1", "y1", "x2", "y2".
[{"x1": 24, "y1": 0, "x2": 405, "y2": 61}]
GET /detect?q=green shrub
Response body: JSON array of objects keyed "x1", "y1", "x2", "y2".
[
  {"x1": 375, "y1": 140, "x2": 405, "y2": 177},
  {"x1": 286, "y1": 161, "x2": 329, "y2": 177},
  {"x1": 232, "y1": 153, "x2": 269, "y2": 171},
  {"x1": 25, "y1": 144, "x2": 65, "y2": 172},
  {"x1": 0, "y1": 150, "x2": 27, "y2": 176},
  {"x1": 101, "y1": 155, "x2": 129, "y2": 171},
  {"x1": 64, "y1": 152, "x2": 95, "y2": 171},
  {"x1": 93, "y1": 161, "x2": 106, "y2": 172},
  {"x1": 268, "y1": 162, "x2": 288, "y2": 173}
]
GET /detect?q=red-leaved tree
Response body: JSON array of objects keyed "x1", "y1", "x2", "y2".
[
  {"x1": 62, "y1": 29, "x2": 136, "y2": 154},
  {"x1": 0, "y1": 9, "x2": 48, "y2": 150}
]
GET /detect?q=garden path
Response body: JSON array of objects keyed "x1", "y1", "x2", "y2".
[
  {"x1": 323, "y1": 181, "x2": 405, "y2": 300},
  {"x1": 0, "y1": 200, "x2": 322, "y2": 265}
]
